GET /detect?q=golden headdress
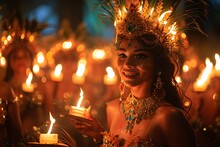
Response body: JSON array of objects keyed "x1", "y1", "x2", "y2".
[
  {"x1": 0, "y1": 17, "x2": 47, "y2": 57},
  {"x1": 97, "y1": 0, "x2": 207, "y2": 53}
]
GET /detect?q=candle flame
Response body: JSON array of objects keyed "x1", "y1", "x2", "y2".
[
  {"x1": 0, "y1": 56, "x2": 6, "y2": 67},
  {"x1": 77, "y1": 88, "x2": 84, "y2": 108},
  {"x1": 54, "y1": 64, "x2": 62, "y2": 76},
  {"x1": 47, "y1": 112, "x2": 56, "y2": 134},
  {"x1": 106, "y1": 66, "x2": 115, "y2": 78},
  {"x1": 26, "y1": 72, "x2": 33, "y2": 86},
  {"x1": 215, "y1": 53, "x2": 220, "y2": 70},
  {"x1": 92, "y1": 49, "x2": 106, "y2": 60},
  {"x1": 62, "y1": 41, "x2": 72, "y2": 50},
  {"x1": 195, "y1": 58, "x2": 213, "y2": 87},
  {"x1": 37, "y1": 52, "x2": 45, "y2": 64},
  {"x1": 33, "y1": 64, "x2": 40, "y2": 74},
  {"x1": 182, "y1": 64, "x2": 189, "y2": 73},
  {"x1": 76, "y1": 59, "x2": 86, "y2": 77}
]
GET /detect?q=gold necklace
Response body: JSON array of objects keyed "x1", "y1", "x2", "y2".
[{"x1": 122, "y1": 93, "x2": 160, "y2": 134}]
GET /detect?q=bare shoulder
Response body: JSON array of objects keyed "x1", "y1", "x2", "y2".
[
  {"x1": 106, "y1": 98, "x2": 121, "y2": 112},
  {"x1": 155, "y1": 104, "x2": 197, "y2": 147},
  {"x1": 155, "y1": 104, "x2": 189, "y2": 128}
]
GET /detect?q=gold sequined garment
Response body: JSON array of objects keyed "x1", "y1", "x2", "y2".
[{"x1": 101, "y1": 131, "x2": 160, "y2": 147}]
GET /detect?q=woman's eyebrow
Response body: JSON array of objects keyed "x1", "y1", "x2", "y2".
[{"x1": 116, "y1": 47, "x2": 126, "y2": 51}]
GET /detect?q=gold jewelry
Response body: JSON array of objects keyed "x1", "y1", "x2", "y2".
[
  {"x1": 97, "y1": 0, "x2": 207, "y2": 53},
  {"x1": 122, "y1": 93, "x2": 160, "y2": 134}
]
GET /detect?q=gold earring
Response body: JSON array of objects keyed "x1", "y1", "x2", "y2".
[
  {"x1": 119, "y1": 81, "x2": 125, "y2": 101},
  {"x1": 153, "y1": 72, "x2": 165, "y2": 99}
]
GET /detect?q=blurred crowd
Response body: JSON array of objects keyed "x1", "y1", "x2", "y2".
[{"x1": 0, "y1": 16, "x2": 219, "y2": 147}]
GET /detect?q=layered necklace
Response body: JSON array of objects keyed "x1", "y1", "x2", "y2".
[{"x1": 122, "y1": 93, "x2": 160, "y2": 134}]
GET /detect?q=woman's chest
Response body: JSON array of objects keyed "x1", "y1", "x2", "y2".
[{"x1": 109, "y1": 112, "x2": 165, "y2": 146}]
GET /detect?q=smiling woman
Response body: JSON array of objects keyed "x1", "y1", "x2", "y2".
[{"x1": 70, "y1": 0, "x2": 208, "y2": 146}]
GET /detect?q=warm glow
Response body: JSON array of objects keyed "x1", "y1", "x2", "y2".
[
  {"x1": 175, "y1": 76, "x2": 182, "y2": 84},
  {"x1": 54, "y1": 64, "x2": 62, "y2": 76},
  {"x1": 168, "y1": 22, "x2": 177, "y2": 35},
  {"x1": 119, "y1": 9, "x2": 122, "y2": 18},
  {"x1": 158, "y1": 10, "x2": 172, "y2": 22},
  {"x1": 139, "y1": 5, "x2": 143, "y2": 13},
  {"x1": 123, "y1": 6, "x2": 127, "y2": 13},
  {"x1": 182, "y1": 64, "x2": 189, "y2": 72},
  {"x1": 215, "y1": 53, "x2": 220, "y2": 70},
  {"x1": 26, "y1": 72, "x2": 33, "y2": 86},
  {"x1": 33, "y1": 64, "x2": 40, "y2": 74},
  {"x1": 195, "y1": 58, "x2": 213, "y2": 87},
  {"x1": 29, "y1": 35, "x2": 34, "y2": 42},
  {"x1": 62, "y1": 41, "x2": 72, "y2": 50},
  {"x1": 92, "y1": 49, "x2": 106, "y2": 60},
  {"x1": 76, "y1": 59, "x2": 86, "y2": 77},
  {"x1": 106, "y1": 66, "x2": 115, "y2": 78},
  {"x1": 47, "y1": 112, "x2": 56, "y2": 134},
  {"x1": 7, "y1": 35, "x2": 12, "y2": 41},
  {"x1": 184, "y1": 101, "x2": 190, "y2": 107},
  {"x1": 20, "y1": 34, "x2": 25, "y2": 39},
  {"x1": 150, "y1": 8, "x2": 154, "y2": 16},
  {"x1": 77, "y1": 88, "x2": 84, "y2": 108},
  {"x1": 181, "y1": 33, "x2": 187, "y2": 39},
  {"x1": 0, "y1": 56, "x2": 6, "y2": 66},
  {"x1": 37, "y1": 52, "x2": 45, "y2": 64}
]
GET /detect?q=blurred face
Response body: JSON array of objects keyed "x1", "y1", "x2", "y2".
[
  {"x1": 116, "y1": 39, "x2": 155, "y2": 88},
  {"x1": 9, "y1": 48, "x2": 32, "y2": 74}
]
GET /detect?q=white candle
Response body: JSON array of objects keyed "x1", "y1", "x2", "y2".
[
  {"x1": 22, "y1": 72, "x2": 34, "y2": 92},
  {"x1": 214, "y1": 53, "x2": 220, "y2": 77},
  {"x1": 40, "y1": 112, "x2": 58, "y2": 144},
  {"x1": 72, "y1": 59, "x2": 86, "y2": 85},
  {"x1": 39, "y1": 134, "x2": 58, "y2": 144},
  {"x1": 50, "y1": 64, "x2": 63, "y2": 82},
  {"x1": 69, "y1": 89, "x2": 90, "y2": 118},
  {"x1": 103, "y1": 66, "x2": 117, "y2": 85}
]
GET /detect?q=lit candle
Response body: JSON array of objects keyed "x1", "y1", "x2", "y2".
[
  {"x1": 22, "y1": 72, "x2": 34, "y2": 92},
  {"x1": 92, "y1": 49, "x2": 106, "y2": 60},
  {"x1": 214, "y1": 53, "x2": 220, "y2": 77},
  {"x1": 72, "y1": 59, "x2": 86, "y2": 85},
  {"x1": 37, "y1": 52, "x2": 46, "y2": 68},
  {"x1": 50, "y1": 64, "x2": 63, "y2": 82},
  {"x1": 40, "y1": 112, "x2": 58, "y2": 144},
  {"x1": 69, "y1": 89, "x2": 90, "y2": 118},
  {"x1": 103, "y1": 66, "x2": 117, "y2": 85},
  {"x1": 193, "y1": 58, "x2": 213, "y2": 92},
  {"x1": 62, "y1": 41, "x2": 72, "y2": 50}
]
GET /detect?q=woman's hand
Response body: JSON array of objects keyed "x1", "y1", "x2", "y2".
[{"x1": 70, "y1": 108, "x2": 104, "y2": 143}]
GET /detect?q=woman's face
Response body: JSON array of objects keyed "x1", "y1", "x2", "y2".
[
  {"x1": 116, "y1": 39, "x2": 155, "y2": 88},
  {"x1": 9, "y1": 48, "x2": 32, "y2": 74}
]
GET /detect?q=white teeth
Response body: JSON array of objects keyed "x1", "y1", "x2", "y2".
[{"x1": 124, "y1": 72, "x2": 135, "y2": 76}]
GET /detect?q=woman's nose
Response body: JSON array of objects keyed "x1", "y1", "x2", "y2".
[{"x1": 124, "y1": 56, "x2": 135, "y2": 68}]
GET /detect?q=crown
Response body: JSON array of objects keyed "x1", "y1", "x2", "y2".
[
  {"x1": 114, "y1": 1, "x2": 178, "y2": 51},
  {"x1": 0, "y1": 17, "x2": 47, "y2": 57},
  {"x1": 97, "y1": 0, "x2": 207, "y2": 53}
]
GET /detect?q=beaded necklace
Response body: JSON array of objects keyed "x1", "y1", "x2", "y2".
[{"x1": 122, "y1": 93, "x2": 160, "y2": 134}]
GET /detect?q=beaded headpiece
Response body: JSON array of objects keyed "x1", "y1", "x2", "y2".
[
  {"x1": 97, "y1": 0, "x2": 207, "y2": 53},
  {"x1": 0, "y1": 17, "x2": 47, "y2": 57}
]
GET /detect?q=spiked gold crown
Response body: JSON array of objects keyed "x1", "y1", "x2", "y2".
[
  {"x1": 114, "y1": 0, "x2": 178, "y2": 51},
  {"x1": 97, "y1": 0, "x2": 207, "y2": 53}
]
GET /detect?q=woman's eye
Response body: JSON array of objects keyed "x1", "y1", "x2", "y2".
[
  {"x1": 135, "y1": 54, "x2": 147, "y2": 59},
  {"x1": 117, "y1": 53, "x2": 127, "y2": 59}
]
